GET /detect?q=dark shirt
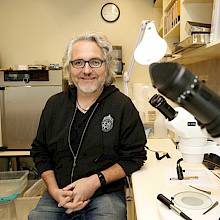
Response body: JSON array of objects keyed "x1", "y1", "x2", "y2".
[{"x1": 70, "y1": 109, "x2": 92, "y2": 155}]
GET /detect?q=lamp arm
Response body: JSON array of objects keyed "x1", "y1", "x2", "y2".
[{"x1": 123, "y1": 20, "x2": 151, "y2": 96}]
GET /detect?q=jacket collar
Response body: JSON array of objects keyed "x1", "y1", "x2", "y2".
[{"x1": 67, "y1": 85, "x2": 119, "y2": 104}]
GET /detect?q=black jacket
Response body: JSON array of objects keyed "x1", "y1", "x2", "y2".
[{"x1": 31, "y1": 85, "x2": 147, "y2": 196}]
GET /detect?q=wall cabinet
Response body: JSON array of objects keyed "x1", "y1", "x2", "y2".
[
  {"x1": 163, "y1": 0, "x2": 212, "y2": 41},
  {"x1": 154, "y1": 0, "x2": 220, "y2": 65}
]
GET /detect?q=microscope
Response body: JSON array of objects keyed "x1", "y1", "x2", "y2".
[
  {"x1": 148, "y1": 62, "x2": 220, "y2": 164},
  {"x1": 149, "y1": 94, "x2": 220, "y2": 164},
  {"x1": 147, "y1": 62, "x2": 220, "y2": 219}
]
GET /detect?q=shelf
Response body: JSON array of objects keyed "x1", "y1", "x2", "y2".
[
  {"x1": 160, "y1": 0, "x2": 216, "y2": 64},
  {"x1": 154, "y1": 0, "x2": 162, "y2": 7},
  {"x1": 169, "y1": 41, "x2": 220, "y2": 64},
  {"x1": 164, "y1": 22, "x2": 180, "y2": 39}
]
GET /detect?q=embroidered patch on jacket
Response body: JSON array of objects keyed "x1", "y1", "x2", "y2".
[{"x1": 102, "y1": 114, "x2": 114, "y2": 132}]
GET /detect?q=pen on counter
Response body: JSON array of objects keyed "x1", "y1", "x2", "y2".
[
  {"x1": 188, "y1": 185, "x2": 211, "y2": 195},
  {"x1": 157, "y1": 194, "x2": 192, "y2": 220},
  {"x1": 170, "y1": 176, "x2": 198, "y2": 180}
]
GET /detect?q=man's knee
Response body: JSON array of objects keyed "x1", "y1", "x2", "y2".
[
  {"x1": 87, "y1": 191, "x2": 127, "y2": 219},
  {"x1": 28, "y1": 210, "x2": 39, "y2": 220},
  {"x1": 28, "y1": 209, "x2": 64, "y2": 220}
]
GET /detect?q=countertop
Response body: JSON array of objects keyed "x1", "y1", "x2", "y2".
[
  {"x1": 131, "y1": 138, "x2": 220, "y2": 220},
  {"x1": 0, "y1": 150, "x2": 30, "y2": 157}
]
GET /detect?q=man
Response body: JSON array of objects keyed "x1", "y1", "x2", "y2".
[{"x1": 29, "y1": 33, "x2": 147, "y2": 220}]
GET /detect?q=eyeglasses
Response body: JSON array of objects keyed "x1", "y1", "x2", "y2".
[{"x1": 70, "y1": 58, "x2": 105, "y2": 69}]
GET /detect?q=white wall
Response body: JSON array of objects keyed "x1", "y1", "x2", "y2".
[{"x1": 0, "y1": 0, "x2": 161, "y2": 93}]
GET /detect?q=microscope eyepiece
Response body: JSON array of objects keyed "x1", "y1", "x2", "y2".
[{"x1": 149, "y1": 94, "x2": 177, "y2": 121}]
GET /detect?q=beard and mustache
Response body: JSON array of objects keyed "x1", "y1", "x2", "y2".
[{"x1": 71, "y1": 72, "x2": 105, "y2": 94}]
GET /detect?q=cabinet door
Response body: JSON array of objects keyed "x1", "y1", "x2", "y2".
[{"x1": 3, "y1": 85, "x2": 62, "y2": 149}]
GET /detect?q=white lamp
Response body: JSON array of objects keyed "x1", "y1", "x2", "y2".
[
  {"x1": 134, "y1": 21, "x2": 167, "y2": 65},
  {"x1": 124, "y1": 20, "x2": 167, "y2": 95}
]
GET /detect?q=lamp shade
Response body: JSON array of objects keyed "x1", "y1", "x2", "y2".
[{"x1": 134, "y1": 21, "x2": 167, "y2": 65}]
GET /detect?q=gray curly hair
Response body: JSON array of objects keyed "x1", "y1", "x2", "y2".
[{"x1": 63, "y1": 32, "x2": 114, "y2": 86}]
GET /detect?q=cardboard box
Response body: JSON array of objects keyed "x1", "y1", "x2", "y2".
[{"x1": 14, "y1": 179, "x2": 46, "y2": 220}]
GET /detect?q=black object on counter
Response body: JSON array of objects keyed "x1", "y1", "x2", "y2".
[{"x1": 157, "y1": 194, "x2": 192, "y2": 220}]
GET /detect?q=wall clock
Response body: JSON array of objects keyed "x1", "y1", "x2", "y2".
[{"x1": 101, "y1": 3, "x2": 120, "y2": 23}]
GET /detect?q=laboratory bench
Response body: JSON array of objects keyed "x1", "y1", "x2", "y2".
[
  {"x1": 0, "y1": 149, "x2": 30, "y2": 157},
  {"x1": 131, "y1": 138, "x2": 220, "y2": 220},
  {"x1": 0, "y1": 149, "x2": 30, "y2": 170}
]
